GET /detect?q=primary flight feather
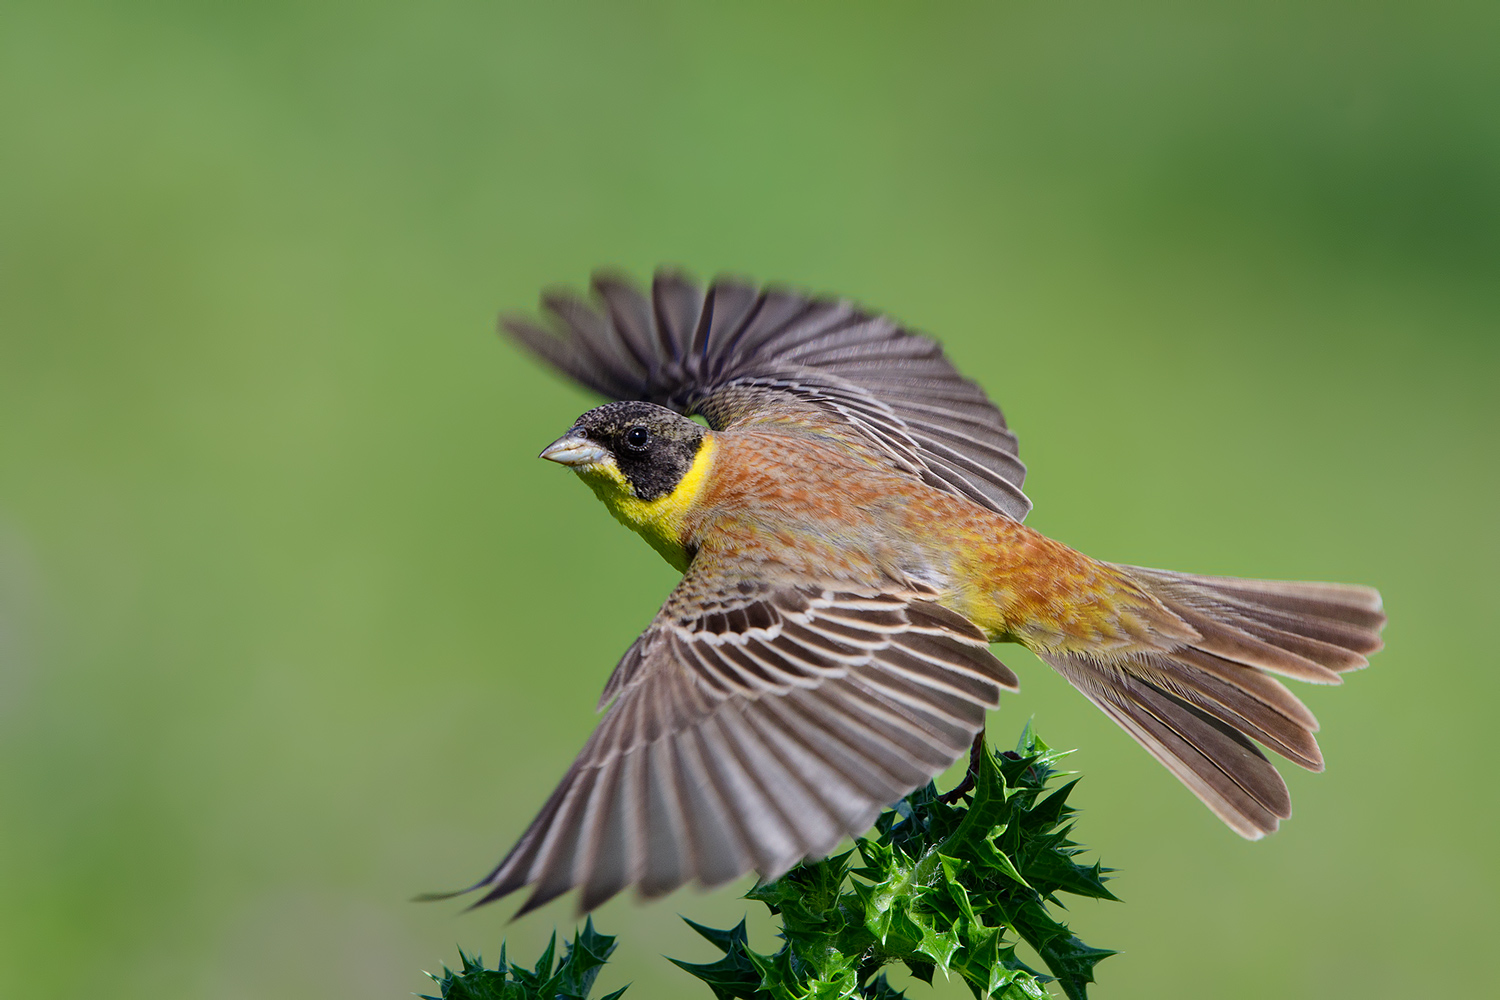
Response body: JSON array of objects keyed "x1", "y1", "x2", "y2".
[{"x1": 467, "y1": 269, "x2": 1384, "y2": 915}]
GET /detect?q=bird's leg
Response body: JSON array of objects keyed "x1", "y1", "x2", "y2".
[{"x1": 939, "y1": 727, "x2": 987, "y2": 804}]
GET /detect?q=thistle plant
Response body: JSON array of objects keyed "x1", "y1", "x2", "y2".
[
  {"x1": 422, "y1": 920, "x2": 628, "y2": 1000},
  {"x1": 425, "y1": 726, "x2": 1115, "y2": 1000}
]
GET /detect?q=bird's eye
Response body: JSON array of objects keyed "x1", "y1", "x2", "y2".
[{"x1": 624, "y1": 426, "x2": 651, "y2": 451}]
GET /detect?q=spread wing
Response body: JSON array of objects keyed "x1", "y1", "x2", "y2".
[
  {"x1": 469, "y1": 556, "x2": 1019, "y2": 915},
  {"x1": 503, "y1": 269, "x2": 1031, "y2": 520}
]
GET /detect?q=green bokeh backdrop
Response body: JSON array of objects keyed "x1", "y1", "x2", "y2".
[{"x1": 3, "y1": 2, "x2": 1497, "y2": 997}]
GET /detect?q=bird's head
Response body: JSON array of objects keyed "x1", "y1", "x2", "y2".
[{"x1": 540, "y1": 401, "x2": 714, "y2": 571}]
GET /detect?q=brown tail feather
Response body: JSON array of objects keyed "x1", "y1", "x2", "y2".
[
  {"x1": 1153, "y1": 572, "x2": 1386, "y2": 631},
  {"x1": 1046, "y1": 654, "x2": 1292, "y2": 838},
  {"x1": 1045, "y1": 568, "x2": 1384, "y2": 838}
]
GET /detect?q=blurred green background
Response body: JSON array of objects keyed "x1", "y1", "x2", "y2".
[{"x1": 2, "y1": 1, "x2": 1497, "y2": 997}]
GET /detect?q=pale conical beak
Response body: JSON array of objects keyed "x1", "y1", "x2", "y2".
[{"x1": 539, "y1": 434, "x2": 609, "y2": 468}]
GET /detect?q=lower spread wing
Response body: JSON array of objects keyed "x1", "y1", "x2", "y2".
[{"x1": 470, "y1": 560, "x2": 1018, "y2": 915}]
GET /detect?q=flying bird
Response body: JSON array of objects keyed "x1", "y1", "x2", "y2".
[{"x1": 467, "y1": 269, "x2": 1384, "y2": 915}]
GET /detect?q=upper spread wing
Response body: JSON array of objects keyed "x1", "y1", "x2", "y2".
[
  {"x1": 470, "y1": 556, "x2": 1019, "y2": 915},
  {"x1": 503, "y1": 269, "x2": 1032, "y2": 520}
]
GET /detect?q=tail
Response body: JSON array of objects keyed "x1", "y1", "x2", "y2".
[{"x1": 1040, "y1": 567, "x2": 1385, "y2": 838}]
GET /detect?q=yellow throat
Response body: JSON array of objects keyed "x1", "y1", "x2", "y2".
[{"x1": 574, "y1": 434, "x2": 717, "y2": 573}]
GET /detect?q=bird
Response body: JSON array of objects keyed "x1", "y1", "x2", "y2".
[{"x1": 466, "y1": 268, "x2": 1385, "y2": 916}]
